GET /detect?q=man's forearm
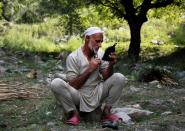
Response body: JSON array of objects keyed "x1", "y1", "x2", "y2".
[
  {"x1": 101, "y1": 63, "x2": 114, "y2": 80},
  {"x1": 68, "y1": 69, "x2": 92, "y2": 90}
]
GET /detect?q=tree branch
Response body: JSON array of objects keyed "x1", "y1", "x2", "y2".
[
  {"x1": 136, "y1": 0, "x2": 152, "y2": 22},
  {"x1": 121, "y1": 0, "x2": 135, "y2": 13},
  {"x1": 120, "y1": 0, "x2": 136, "y2": 19},
  {"x1": 136, "y1": 0, "x2": 152, "y2": 13},
  {"x1": 97, "y1": 0, "x2": 126, "y2": 19},
  {"x1": 150, "y1": 0, "x2": 175, "y2": 9}
]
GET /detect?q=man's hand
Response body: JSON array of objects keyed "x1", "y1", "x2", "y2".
[
  {"x1": 88, "y1": 58, "x2": 101, "y2": 73},
  {"x1": 100, "y1": 53, "x2": 117, "y2": 80},
  {"x1": 68, "y1": 58, "x2": 101, "y2": 89},
  {"x1": 109, "y1": 53, "x2": 117, "y2": 65}
]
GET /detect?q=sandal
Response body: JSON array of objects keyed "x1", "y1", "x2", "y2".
[{"x1": 66, "y1": 115, "x2": 80, "y2": 126}]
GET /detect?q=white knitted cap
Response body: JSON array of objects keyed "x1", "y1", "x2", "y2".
[{"x1": 83, "y1": 27, "x2": 104, "y2": 37}]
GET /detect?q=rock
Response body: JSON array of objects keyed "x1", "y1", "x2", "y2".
[
  {"x1": 157, "y1": 84, "x2": 162, "y2": 88},
  {"x1": 21, "y1": 111, "x2": 27, "y2": 115},
  {"x1": 149, "y1": 80, "x2": 160, "y2": 86},
  {"x1": 151, "y1": 39, "x2": 164, "y2": 45},
  {"x1": 0, "y1": 66, "x2": 7, "y2": 76},
  {"x1": 18, "y1": 60, "x2": 23, "y2": 64},
  {"x1": 30, "y1": 124, "x2": 37, "y2": 128},
  {"x1": 3, "y1": 22, "x2": 14, "y2": 27},
  {"x1": 0, "y1": 60, "x2": 5, "y2": 65},
  {"x1": 20, "y1": 68, "x2": 31, "y2": 72},
  {"x1": 53, "y1": 37, "x2": 62, "y2": 44},
  {"x1": 50, "y1": 127, "x2": 61, "y2": 131},
  {"x1": 148, "y1": 99, "x2": 176, "y2": 110},
  {"x1": 126, "y1": 104, "x2": 142, "y2": 109},
  {"x1": 80, "y1": 106, "x2": 102, "y2": 122},
  {"x1": 149, "y1": 99, "x2": 163, "y2": 107},
  {"x1": 176, "y1": 71, "x2": 185, "y2": 78},
  {"x1": 161, "y1": 111, "x2": 172, "y2": 116},
  {"x1": 67, "y1": 129, "x2": 79, "y2": 131},
  {"x1": 122, "y1": 64, "x2": 129, "y2": 68},
  {"x1": 114, "y1": 112, "x2": 134, "y2": 124},
  {"x1": 167, "y1": 32, "x2": 175, "y2": 38},
  {"x1": 34, "y1": 55, "x2": 44, "y2": 64},
  {"x1": 168, "y1": 125, "x2": 181, "y2": 131},
  {"x1": 168, "y1": 99, "x2": 176, "y2": 104},
  {"x1": 181, "y1": 97, "x2": 185, "y2": 101},
  {"x1": 26, "y1": 69, "x2": 37, "y2": 79},
  {"x1": 47, "y1": 122, "x2": 55, "y2": 127},
  {"x1": 46, "y1": 111, "x2": 52, "y2": 115},
  {"x1": 129, "y1": 86, "x2": 142, "y2": 93},
  {"x1": 112, "y1": 107, "x2": 153, "y2": 120}
]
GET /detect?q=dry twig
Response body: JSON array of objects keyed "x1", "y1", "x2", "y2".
[{"x1": 0, "y1": 81, "x2": 44, "y2": 101}]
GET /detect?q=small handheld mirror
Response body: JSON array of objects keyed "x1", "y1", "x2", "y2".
[{"x1": 102, "y1": 43, "x2": 117, "y2": 61}]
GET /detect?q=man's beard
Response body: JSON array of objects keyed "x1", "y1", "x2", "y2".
[{"x1": 88, "y1": 41, "x2": 98, "y2": 56}]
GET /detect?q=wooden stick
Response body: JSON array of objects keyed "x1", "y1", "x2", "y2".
[{"x1": 0, "y1": 84, "x2": 8, "y2": 86}]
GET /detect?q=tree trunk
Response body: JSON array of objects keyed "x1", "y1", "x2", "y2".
[{"x1": 128, "y1": 20, "x2": 143, "y2": 62}]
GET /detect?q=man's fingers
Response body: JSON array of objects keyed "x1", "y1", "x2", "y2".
[
  {"x1": 95, "y1": 58, "x2": 101, "y2": 61},
  {"x1": 109, "y1": 53, "x2": 117, "y2": 59}
]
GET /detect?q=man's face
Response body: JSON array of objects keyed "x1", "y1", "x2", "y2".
[{"x1": 87, "y1": 33, "x2": 103, "y2": 54}]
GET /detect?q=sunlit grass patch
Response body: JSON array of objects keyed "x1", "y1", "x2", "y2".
[
  {"x1": 61, "y1": 35, "x2": 83, "y2": 51},
  {"x1": 172, "y1": 22, "x2": 185, "y2": 45},
  {"x1": 140, "y1": 43, "x2": 176, "y2": 61},
  {"x1": 2, "y1": 18, "x2": 66, "y2": 53}
]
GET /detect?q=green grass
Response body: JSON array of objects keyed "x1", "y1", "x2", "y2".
[
  {"x1": 0, "y1": 96, "x2": 58, "y2": 130},
  {"x1": 172, "y1": 22, "x2": 185, "y2": 45},
  {"x1": 3, "y1": 23, "x2": 61, "y2": 53},
  {"x1": 146, "y1": 47, "x2": 185, "y2": 70}
]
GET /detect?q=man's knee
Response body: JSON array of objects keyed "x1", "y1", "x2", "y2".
[
  {"x1": 111, "y1": 73, "x2": 128, "y2": 85},
  {"x1": 50, "y1": 78, "x2": 67, "y2": 91}
]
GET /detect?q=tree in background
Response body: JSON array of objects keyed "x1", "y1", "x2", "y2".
[
  {"x1": 0, "y1": 0, "x2": 43, "y2": 23},
  {"x1": 0, "y1": 2, "x2": 3, "y2": 20},
  {"x1": 87, "y1": 0, "x2": 182, "y2": 61},
  {"x1": 39, "y1": 0, "x2": 84, "y2": 36},
  {"x1": 1, "y1": 0, "x2": 14, "y2": 21}
]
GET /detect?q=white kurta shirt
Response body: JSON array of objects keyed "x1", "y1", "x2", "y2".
[{"x1": 66, "y1": 47, "x2": 109, "y2": 112}]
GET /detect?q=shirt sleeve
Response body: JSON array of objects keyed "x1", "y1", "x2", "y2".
[{"x1": 66, "y1": 54, "x2": 79, "y2": 81}]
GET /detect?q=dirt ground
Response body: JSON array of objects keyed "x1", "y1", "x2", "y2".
[
  {"x1": 0, "y1": 79, "x2": 185, "y2": 131},
  {"x1": 0, "y1": 49, "x2": 185, "y2": 131}
]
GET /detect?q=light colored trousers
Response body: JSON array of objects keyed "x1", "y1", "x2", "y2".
[{"x1": 50, "y1": 73, "x2": 127, "y2": 113}]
